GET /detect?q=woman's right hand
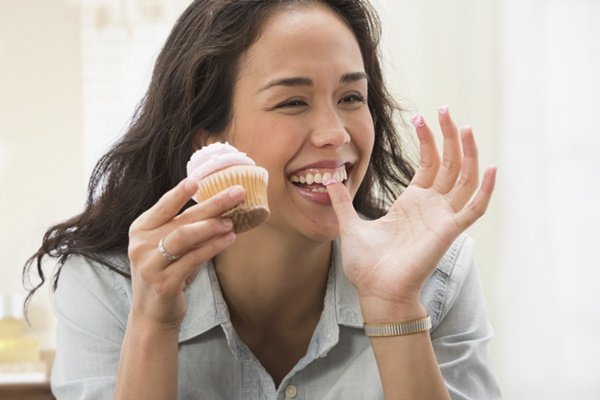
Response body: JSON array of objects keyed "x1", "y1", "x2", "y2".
[{"x1": 127, "y1": 179, "x2": 245, "y2": 331}]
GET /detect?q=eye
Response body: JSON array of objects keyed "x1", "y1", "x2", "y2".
[
  {"x1": 339, "y1": 93, "x2": 366, "y2": 106},
  {"x1": 275, "y1": 97, "x2": 308, "y2": 109}
]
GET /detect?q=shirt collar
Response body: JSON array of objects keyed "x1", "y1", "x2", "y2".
[
  {"x1": 177, "y1": 239, "x2": 364, "y2": 343},
  {"x1": 178, "y1": 260, "x2": 228, "y2": 342}
]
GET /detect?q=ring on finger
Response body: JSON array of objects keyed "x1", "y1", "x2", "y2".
[{"x1": 158, "y1": 237, "x2": 180, "y2": 262}]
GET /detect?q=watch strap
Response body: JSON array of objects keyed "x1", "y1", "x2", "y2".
[{"x1": 364, "y1": 315, "x2": 432, "y2": 337}]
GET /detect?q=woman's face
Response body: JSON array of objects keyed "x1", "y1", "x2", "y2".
[{"x1": 222, "y1": 4, "x2": 374, "y2": 241}]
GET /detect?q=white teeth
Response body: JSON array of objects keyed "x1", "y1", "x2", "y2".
[
  {"x1": 310, "y1": 187, "x2": 328, "y2": 193},
  {"x1": 289, "y1": 166, "x2": 349, "y2": 185}
]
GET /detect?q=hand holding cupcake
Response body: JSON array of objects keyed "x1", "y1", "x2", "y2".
[{"x1": 187, "y1": 142, "x2": 270, "y2": 233}]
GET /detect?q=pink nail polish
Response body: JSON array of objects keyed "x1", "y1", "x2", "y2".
[
  {"x1": 438, "y1": 105, "x2": 449, "y2": 114},
  {"x1": 324, "y1": 178, "x2": 337, "y2": 186},
  {"x1": 410, "y1": 113, "x2": 425, "y2": 128}
]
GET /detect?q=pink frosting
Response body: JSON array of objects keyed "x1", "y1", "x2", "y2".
[{"x1": 186, "y1": 142, "x2": 256, "y2": 181}]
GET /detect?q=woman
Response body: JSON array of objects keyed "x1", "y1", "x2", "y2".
[{"x1": 25, "y1": 0, "x2": 501, "y2": 398}]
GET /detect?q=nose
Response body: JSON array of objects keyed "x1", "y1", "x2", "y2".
[{"x1": 309, "y1": 106, "x2": 351, "y2": 148}]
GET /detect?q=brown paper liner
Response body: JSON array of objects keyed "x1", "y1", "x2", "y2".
[{"x1": 194, "y1": 165, "x2": 270, "y2": 233}]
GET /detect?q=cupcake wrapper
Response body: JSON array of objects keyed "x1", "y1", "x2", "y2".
[{"x1": 194, "y1": 165, "x2": 270, "y2": 233}]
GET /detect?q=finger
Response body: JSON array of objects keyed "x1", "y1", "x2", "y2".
[
  {"x1": 177, "y1": 185, "x2": 246, "y2": 224},
  {"x1": 157, "y1": 217, "x2": 234, "y2": 261},
  {"x1": 324, "y1": 179, "x2": 360, "y2": 232},
  {"x1": 456, "y1": 166, "x2": 497, "y2": 229},
  {"x1": 432, "y1": 106, "x2": 462, "y2": 193},
  {"x1": 133, "y1": 178, "x2": 198, "y2": 230},
  {"x1": 409, "y1": 113, "x2": 440, "y2": 188},
  {"x1": 147, "y1": 186, "x2": 244, "y2": 270},
  {"x1": 447, "y1": 128, "x2": 480, "y2": 210},
  {"x1": 162, "y1": 231, "x2": 236, "y2": 289}
]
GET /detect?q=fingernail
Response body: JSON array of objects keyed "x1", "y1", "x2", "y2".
[
  {"x1": 438, "y1": 105, "x2": 449, "y2": 115},
  {"x1": 410, "y1": 113, "x2": 425, "y2": 128},
  {"x1": 324, "y1": 178, "x2": 337, "y2": 186},
  {"x1": 222, "y1": 218, "x2": 233, "y2": 230},
  {"x1": 228, "y1": 185, "x2": 244, "y2": 199},
  {"x1": 224, "y1": 232, "x2": 236, "y2": 244}
]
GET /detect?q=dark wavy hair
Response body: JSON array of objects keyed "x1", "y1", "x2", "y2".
[{"x1": 23, "y1": 0, "x2": 415, "y2": 308}]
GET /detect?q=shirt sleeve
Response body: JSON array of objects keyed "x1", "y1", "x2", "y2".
[
  {"x1": 430, "y1": 237, "x2": 503, "y2": 400},
  {"x1": 50, "y1": 254, "x2": 130, "y2": 399}
]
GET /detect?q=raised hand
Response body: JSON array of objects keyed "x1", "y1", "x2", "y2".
[
  {"x1": 327, "y1": 107, "x2": 496, "y2": 320},
  {"x1": 127, "y1": 179, "x2": 245, "y2": 329}
]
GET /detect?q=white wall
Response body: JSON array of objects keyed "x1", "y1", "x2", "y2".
[
  {"x1": 0, "y1": 0, "x2": 84, "y2": 348},
  {"x1": 496, "y1": 0, "x2": 600, "y2": 398},
  {"x1": 0, "y1": 0, "x2": 189, "y2": 349}
]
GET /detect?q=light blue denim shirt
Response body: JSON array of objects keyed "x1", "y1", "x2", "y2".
[{"x1": 51, "y1": 235, "x2": 501, "y2": 399}]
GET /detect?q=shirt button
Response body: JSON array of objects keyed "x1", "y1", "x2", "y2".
[{"x1": 285, "y1": 384, "x2": 298, "y2": 398}]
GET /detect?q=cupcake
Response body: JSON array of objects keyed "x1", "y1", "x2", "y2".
[{"x1": 187, "y1": 142, "x2": 270, "y2": 233}]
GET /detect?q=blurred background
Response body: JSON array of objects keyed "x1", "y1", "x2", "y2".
[{"x1": 1, "y1": 0, "x2": 599, "y2": 398}]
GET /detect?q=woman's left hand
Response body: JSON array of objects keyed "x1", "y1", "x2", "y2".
[{"x1": 326, "y1": 108, "x2": 496, "y2": 320}]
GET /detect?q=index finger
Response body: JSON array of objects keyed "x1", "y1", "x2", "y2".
[
  {"x1": 325, "y1": 180, "x2": 359, "y2": 232},
  {"x1": 133, "y1": 178, "x2": 198, "y2": 230}
]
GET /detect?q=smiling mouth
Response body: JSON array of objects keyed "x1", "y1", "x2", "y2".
[{"x1": 288, "y1": 165, "x2": 349, "y2": 192}]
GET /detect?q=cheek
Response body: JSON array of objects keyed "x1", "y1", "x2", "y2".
[
  {"x1": 349, "y1": 110, "x2": 375, "y2": 150},
  {"x1": 354, "y1": 123, "x2": 375, "y2": 164},
  {"x1": 349, "y1": 124, "x2": 375, "y2": 192},
  {"x1": 363, "y1": 131, "x2": 375, "y2": 157},
  {"x1": 228, "y1": 117, "x2": 303, "y2": 160},
  {"x1": 243, "y1": 134, "x2": 305, "y2": 171},
  {"x1": 243, "y1": 141, "x2": 293, "y2": 171}
]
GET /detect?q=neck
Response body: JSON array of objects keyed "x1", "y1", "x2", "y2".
[{"x1": 214, "y1": 224, "x2": 332, "y2": 333}]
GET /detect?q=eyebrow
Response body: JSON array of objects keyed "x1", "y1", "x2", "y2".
[
  {"x1": 340, "y1": 71, "x2": 368, "y2": 84},
  {"x1": 258, "y1": 72, "x2": 368, "y2": 93}
]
